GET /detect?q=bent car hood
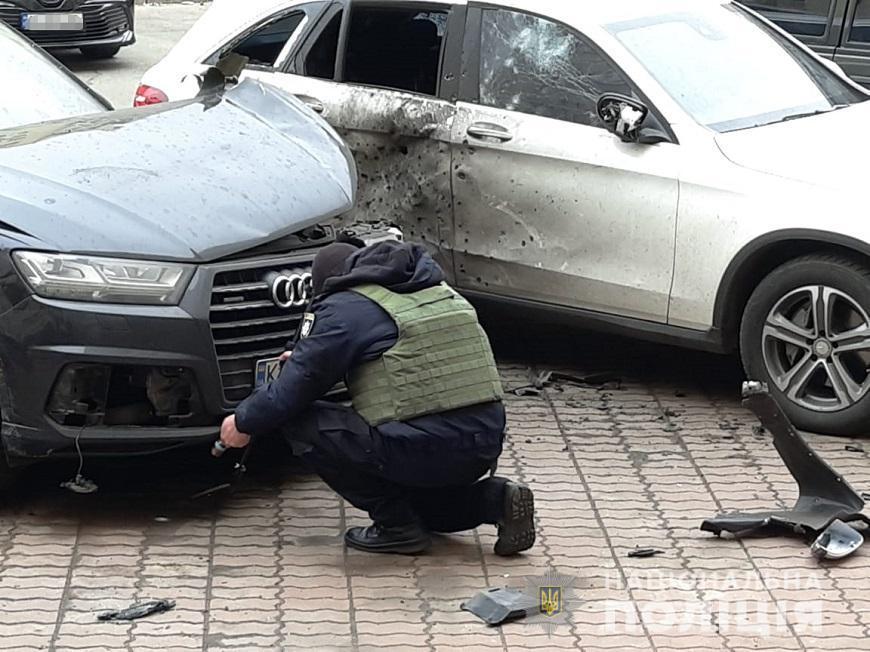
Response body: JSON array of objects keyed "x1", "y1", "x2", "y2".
[
  {"x1": 714, "y1": 101, "x2": 870, "y2": 191},
  {"x1": 0, "y1": 79, "x2": 355, "y2": 262}
]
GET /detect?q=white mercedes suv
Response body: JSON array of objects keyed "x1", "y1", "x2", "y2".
[{"x1": 139, "y1": 0, "x2": 870, "y2": 435}]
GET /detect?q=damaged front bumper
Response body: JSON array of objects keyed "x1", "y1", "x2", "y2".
[
  {"x1": 0, "y1": 251, "x2": 315, "y2": 463},
  {"x1": 0, "y1": 223, "x2": 401, "y2": 464},
  {"x1": 0, "y1": 289, "x2": 229, "y2": 462}
]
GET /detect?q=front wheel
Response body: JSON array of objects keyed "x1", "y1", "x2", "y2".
[{"x1": 740, "y1": 254, "x2": 870, "y2": 435}]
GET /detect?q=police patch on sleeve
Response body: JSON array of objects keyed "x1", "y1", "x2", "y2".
[{"x1": 300, "y1": 312, "x2": 316, "y2": 339}]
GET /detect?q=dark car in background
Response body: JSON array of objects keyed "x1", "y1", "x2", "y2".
[
  {"x1": 0, "y1": 23, "x2": 361, "y2": 480},
  {"x1": 0, "y1": 0, "x2": 134, "y2": 58},
  {"x1": 746, "y1": 0, "x2": 870, "y2": 85}
]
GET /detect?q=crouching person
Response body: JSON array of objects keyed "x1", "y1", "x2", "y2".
[{"x1": 219, "y1": 240, "x2": 535, "y2": 555}]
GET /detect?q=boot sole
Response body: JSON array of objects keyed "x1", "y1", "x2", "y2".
[
  {"x1": 344, "y1": 534, "x2": 431, "y2": 555},
  {"x1": 495, "y1": 482, "x2": 535, "y2": 556}
]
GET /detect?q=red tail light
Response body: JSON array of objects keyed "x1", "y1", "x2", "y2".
[{"x1": 134, "y1": 84, "x2": 169, "y2": 107}]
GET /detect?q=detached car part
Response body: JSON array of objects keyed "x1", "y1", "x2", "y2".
[
  {"x1": 811, "y1": 519, "x2": 865, "y2": 560},
  {"x1": 461, "y1": 587, "x2": 537, "y2": 626},
  {"x1": 701, "y1": 382, "x2": 869, "y2": 559}
]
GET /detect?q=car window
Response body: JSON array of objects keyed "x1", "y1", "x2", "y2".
[
  {"x1": 0, "y1": 25, "x2": 107, "y2": 130},
  {"x1": 344, "y1": 6, "x2": 447, "y2": 96},
  {"x1": 849, "y1": 0, "x2": 870, "y2": 42},
  {"x1": 607, "y1": 4, "x2": 866, "y2": 133},
  {"x1": 230, "y1": 12, "x2": 306, "y2": 67},
  {"x1": 478, "y1": 9, "x2": 633, "y2": 127},
  {"x1": 305, "y1": 9, "x2": 342, "y2": 79},
  {"x1": 744, "y1": 0, "x2": 833, "y2": 38}
]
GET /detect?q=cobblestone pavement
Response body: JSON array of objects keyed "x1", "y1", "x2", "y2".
[{"x1": 0, "y1": 325, "x2": 868, "y2": 651}]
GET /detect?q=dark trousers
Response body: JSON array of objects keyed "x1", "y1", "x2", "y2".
[{"x1": 287, "y1": 402, "x2": 507, "y2": 530}]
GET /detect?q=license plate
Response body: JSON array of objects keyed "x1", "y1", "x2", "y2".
[
  {"x1": 21, "y1": 12, "x2": 84, "y2": 31},
  {"x1": 254, "y1": 357, "x2": 282, "y2": 388}
]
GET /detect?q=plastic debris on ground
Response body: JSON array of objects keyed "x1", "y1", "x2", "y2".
[
  {"x1": 461, "y1": 587, "x2": 537, "y2": 626},
  {"x1": 510, "y1": 369, "x2": 623, "y2": 396},
  {"x1": 98, "y1": 600, "x2": 176, "y2": 622},
  {"x1": 701, "y1": 381, "x2": 870, "y2": 562}
]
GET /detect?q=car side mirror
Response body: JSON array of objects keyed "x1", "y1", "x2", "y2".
[
  {"x1": 596, "y1": 93, "x2": 670, "y2": 145},
  {"x1": 810, "y1": 519, "x2": 864, "y2": 560},
  {"x1": 197, "y1": 52, "x2": 249, "y2": 96}
]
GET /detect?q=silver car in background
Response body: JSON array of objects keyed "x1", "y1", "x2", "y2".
[{"x1": 140, "y1": 0, "x2": 870, "y2": 435}]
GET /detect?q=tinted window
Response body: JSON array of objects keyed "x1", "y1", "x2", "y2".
[
  {"x1": 231, "y1": 12, "x2": 305, "y2": 67},
  {"x1": 344, "y1": 7, "x2": 447, "y2": 95},
  {"x1": 305, "y1": 10, "x2": 342, "y2": 79},
  {"x1": 745, "y1": 0, "x2": 832, "y2": 37},
  {"x1": 0, "y1": 26, "x2": 106, "y2": 130},
  {"x1": 850, "y1": 0, "x2": 870, "y2": 42},
  {"x1": 479, "y1": 9, "x2": 633, "y2": 127}
]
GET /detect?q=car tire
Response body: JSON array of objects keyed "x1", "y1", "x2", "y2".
[
  {"x1": 79, "y1": 45, "x2": 121, "y2": 59},
  {"x1": 740, "y1": 254, "x2": 870, "y2": 435}
]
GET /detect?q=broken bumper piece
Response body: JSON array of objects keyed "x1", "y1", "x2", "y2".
[
  {"x1": 701, "y1": 381, "x2": 869, "y2": 560},
  {"x1": 461, "y1": 588, "x2": 537, "y2": 626}
]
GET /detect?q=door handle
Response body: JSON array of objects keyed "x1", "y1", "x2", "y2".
[
  {"x1": 297, "y1": 95, "x2": 325, "y2": 114},
  {"x1": 467, "y1": 122, "x2": 513, "y2": 142}
]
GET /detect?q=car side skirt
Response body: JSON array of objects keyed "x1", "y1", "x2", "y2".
[{"x1": 462, "y1": 289, "x2": 728, "y2": 354}]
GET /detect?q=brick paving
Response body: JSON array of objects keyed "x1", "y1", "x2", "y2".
[{"x1": 0, "y1": 330, "x2": 869, "y2": 651}]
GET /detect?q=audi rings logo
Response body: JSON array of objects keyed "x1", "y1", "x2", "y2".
[{"x1": 268, "y1": 272, "x2": 313, "y2": 309}]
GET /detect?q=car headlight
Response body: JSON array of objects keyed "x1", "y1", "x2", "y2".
[{"x1": 13, "y1": 251, "x2": 194, "y2": 305}]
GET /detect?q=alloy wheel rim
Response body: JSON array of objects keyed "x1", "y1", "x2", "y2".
[{"x1": 762, "y1": 285, "x2": 870, "y2": 412}]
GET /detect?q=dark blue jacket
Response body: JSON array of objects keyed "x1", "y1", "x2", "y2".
[{"x1": 234, "y1": 241, "x2": 505, "y2": 447}]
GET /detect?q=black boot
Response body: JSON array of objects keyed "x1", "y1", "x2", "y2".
[
  {"x1": 494, "y1": 481, "x2": 536, "y2": 556},
  {"x1": 345, "y1": 522, "x2": 431, "y2": 555}
]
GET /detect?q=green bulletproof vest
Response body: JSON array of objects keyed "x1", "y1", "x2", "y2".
[{"x1": 347, "y1": 283, "x2": 504, "y2": 426}]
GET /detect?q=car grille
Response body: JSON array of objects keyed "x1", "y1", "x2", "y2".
[
  {"x1": 209, "y1": 260, "x2": 312, "y2": 404},
  {"x1": 0, "y1": 3, "x2": 129, "y2": 44}
]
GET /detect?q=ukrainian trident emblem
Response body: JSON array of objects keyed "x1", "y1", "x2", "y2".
[{"x1": 539, "y1": 586, "x2": 562, "y2": 617}]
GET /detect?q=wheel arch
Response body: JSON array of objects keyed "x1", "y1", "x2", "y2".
[{"x1": 713, "y1": 229, "x2": 870, "y2": 352}]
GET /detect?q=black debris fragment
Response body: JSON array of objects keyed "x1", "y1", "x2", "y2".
[
  {"x1": 845, "y1": 445, "x2": 865, "y2": 454},
  {"x1": 751, "y1": 425, "x2": 766, "y2": 437},
  {"x1": 98, "y1": 600, "x2": 176, "y2": 622},
  {"x1": 627, "y1": 548, "x2": 664, "y2": 559},
  {"x1": 511, "y1": 386, "x2": 541, "y2": 397},
  {"x1": 718, "y1": 421, "x2": 739, "y2": 432},
  {"x1": 461, "y1": 588, "x2": 537, "y2": 626},
  {"x1": 550, "y1": 372, "x2": 622, "y2": 390},
  {"x1": 510, "y1": 369, "x2": 622, "y2": 396}
]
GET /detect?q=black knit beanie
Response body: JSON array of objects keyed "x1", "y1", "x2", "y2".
[{"x1": 311, "y1": 242, "x2": 358, "y2": 296}]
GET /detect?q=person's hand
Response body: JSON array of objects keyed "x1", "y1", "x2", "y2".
[
  {"x1": 279, "y1": 350, "x2": 293, "y2": 363},
  {"x1": 220, "y1": 414, "x2": 251, "y2": 449}
]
